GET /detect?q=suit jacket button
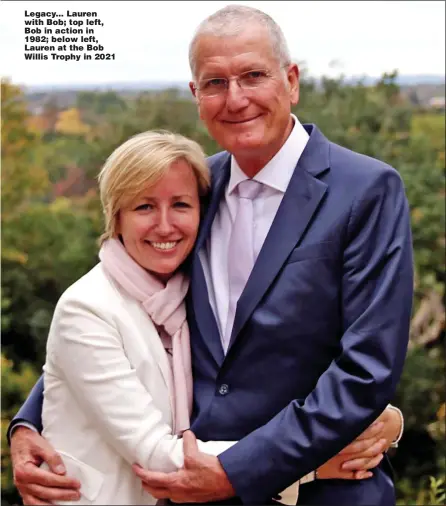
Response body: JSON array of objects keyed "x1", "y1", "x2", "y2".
[{"x1": 218, "y1": 384, "x2": 229, "y2": 396}]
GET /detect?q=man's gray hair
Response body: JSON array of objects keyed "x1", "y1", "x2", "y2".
[{"x1": 188, "y1": 4, "x2": 291, "y2": 78}]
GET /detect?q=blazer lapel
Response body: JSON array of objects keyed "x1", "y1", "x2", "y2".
[
  {"x1": 191, "y1": 152, "x2": 231, "y2": 367},
  {"x1": 228, "y1": 125, "x2": 331, "y2": 351},
  {"x1": 126, "y1": 301, "x2": 174, "y2": 398}
]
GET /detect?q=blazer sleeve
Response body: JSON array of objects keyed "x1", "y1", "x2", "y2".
[
  {"x1": 7, "y1": 312, "x2": 235, "y2": 462},
  {"x1": 218, "y1": 167, "x2": 414, "y2": 503},
  {"x1": 44, "y1": 293, "x2": 235, "y2": 472}
]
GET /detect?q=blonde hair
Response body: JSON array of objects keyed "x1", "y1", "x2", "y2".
[{"x1": 98, "y1": 130, "x2": 210, "y2": 244}]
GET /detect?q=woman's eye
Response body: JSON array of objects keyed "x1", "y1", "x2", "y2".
[
  {"x1": 135, "y1": 203, "x2": 152, "y2": 211},
  {"x1": 173, "y1": 201, "x2": 191, "y2": 208}
]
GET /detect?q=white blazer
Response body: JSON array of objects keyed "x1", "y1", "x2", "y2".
[{"x1": 42, "y1": 263, "x2": 234, "y2": 505}]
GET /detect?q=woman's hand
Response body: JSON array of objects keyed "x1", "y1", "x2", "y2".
[
  {"x1": 316, "y1": 421, "x2": 386, "y2": 480},
  {"x1": 316, "y1": 406, "x2": 403, "y2": 480}
]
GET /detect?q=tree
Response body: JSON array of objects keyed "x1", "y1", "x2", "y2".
[
  {"x1": 1, "y1": 79, "x2": 49, "y2": 220},
  {"x1": 295, "y1": 72, "x2": 445, "y2": 503},
  {"x1": 54, "y1": 107, "x2": 90, "y2": 136},
  {"x1": 1, "y1": 355, "x2": 39, "y2": 505},
  {"x1": 2, "y1": 75, "x2": 444, "y2": 505},
  {"x1": 1, "y1": 81, "x2": 100, "y2": 365}
]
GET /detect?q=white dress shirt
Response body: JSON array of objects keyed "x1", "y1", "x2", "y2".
[{"x1": 199, "y1": 115, "x2": 310, "y2": 349}]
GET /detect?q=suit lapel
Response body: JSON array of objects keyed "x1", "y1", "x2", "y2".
[
  {"x1": 228, "y1": 124, "x2": 331, "y2": 351},
  {"x1": 191, "y1": 152, "x2": 231, "y2": 367},
  {"x1": 195, "y1": 152, "x2": 231, "y2": 254}
]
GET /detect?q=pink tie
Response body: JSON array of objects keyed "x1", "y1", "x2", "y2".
[{"x1": 224, "y1": 179, "x2": 263, "y2": 351}]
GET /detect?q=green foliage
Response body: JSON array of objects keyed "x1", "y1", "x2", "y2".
[
  {"x1": 76, "y1": 90, "x2": 128, "y2": 123},
  {"x1": 80, "y1": 92, "x2": 219, "y2": 182},
  {"x1": 2, "y1": 198, "x2": 99, "y2": 365},
  {"x1": 428, "y1": 476, "x2": 446, "y2": 505},
  {"x1": 295, "y1": 72, "x2": 445, "y2": 302},
  {"x1": 411, "y1": 113, "x2": 446, "y2": 152},
  {"x1": 1, "y1": 355, "x2": 39, "y2": 504},
  {"x1": 396, "y1": 475, "x2": 446, "y2": 506},
  {"x1": 1, "y1": 79, "x2": 50, "y2": 217},
  {"x1": 40, "y1": 136, "x2": 95, "y2": 183},
  {"x1": 391, "y1": 346, "x2": 446, "y2": 503},
  {"x1": 1, "y1": 75, "x2": 444, "y2": 505}
]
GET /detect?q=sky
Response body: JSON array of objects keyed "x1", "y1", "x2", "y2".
[{"x1": 0, "y1": 0, "x2": 445, "y2": 87}]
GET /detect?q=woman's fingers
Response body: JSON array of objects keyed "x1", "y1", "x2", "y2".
[
  {"x1": 339, "y1": 435, "x2": 379, "y2": 455},
  {"x1": 339, "y1": 436, "x2": 387, "y2": 457},
  {"x1": 342, "y1": 452, "x2": 384, "y2": 472},
  {"x1": 353, "y1": 470, "x2": 374, "y2": 479},
  {"x1": 356, "y1": 421, "x2": 384, "y2": 441}
]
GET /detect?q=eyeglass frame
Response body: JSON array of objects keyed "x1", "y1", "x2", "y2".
[{"x1": 192, "y1": 64, "x2": 291, "y2": 99}]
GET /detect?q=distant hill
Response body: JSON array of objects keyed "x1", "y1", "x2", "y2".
[
  {"x1": 20, "y1": 74, "x2": 445, "y2": 113},
  {"x1": 23, "y1": 81, "x2": 191, "y2": 95},
  {"x1": 21, "y1": 74, "x2": 445, "y2": 93},
  {"x1": 345, "y1": 74, "x2": 445, "y2": 86}
]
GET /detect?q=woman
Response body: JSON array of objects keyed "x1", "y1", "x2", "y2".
[{"x1": 41, "y1": 131, "x2": 399, "y2": 505}]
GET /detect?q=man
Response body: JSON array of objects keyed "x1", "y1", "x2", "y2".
[{"x1": 9, "y1": 5, "x2": 411, "y2": 506}]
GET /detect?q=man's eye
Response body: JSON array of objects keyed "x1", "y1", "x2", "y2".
[
  {"x1": 246, "y1": 70, "x2": 267, "y2": 79},
  {"x1": 204, "y1": 78, "x2": 227, "y2": 88},
  {"x1": 239, "y1": 71, "x2": 269, "y2": 88}
]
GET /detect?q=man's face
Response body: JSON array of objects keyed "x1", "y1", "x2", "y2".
[{"x1": 190, "y1": 26, "x2": 299, "y2": 169}]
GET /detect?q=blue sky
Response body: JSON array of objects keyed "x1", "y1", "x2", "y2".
[{"x1": 1, "y1": 0, "x2": 444, "y2": 86}]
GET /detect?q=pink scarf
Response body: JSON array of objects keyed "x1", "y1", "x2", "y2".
[{"x1": 99, "y1": 238, "x2": 192, "y2": 435}]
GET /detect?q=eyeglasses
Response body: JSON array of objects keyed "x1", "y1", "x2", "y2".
[{"x1": 194, "y1": 69, "x2": 279, "y2": 98}]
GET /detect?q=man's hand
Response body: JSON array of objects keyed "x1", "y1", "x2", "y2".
[
  {"x1": 11, "y1": 426, "x2": 81, "y2": 505},
  {"x1": 133, "y1": 431, "x2": 235, "y2": 503}
]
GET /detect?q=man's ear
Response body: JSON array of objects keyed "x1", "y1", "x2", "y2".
[
  {"x1": 189, "y1": 81, "x2": 198, "y2": 100},
  {"x1": 287, "y1": 63, "x2": 300, "y2": 106},
  {"x1": 189, "y1": 81, "x2": 201, "y2": 111}
]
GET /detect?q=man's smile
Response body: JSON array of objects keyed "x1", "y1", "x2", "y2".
[{"x1": 221, "y1": 115, "x2": 262, "y2": 125}]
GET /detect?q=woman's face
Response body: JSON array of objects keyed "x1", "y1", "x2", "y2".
[{"x1": 117, "y1": 159, "x2": 201, "y2": 281}]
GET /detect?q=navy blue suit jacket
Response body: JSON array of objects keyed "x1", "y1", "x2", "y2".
[{"x1": 10, "y1": 124, "x2": 413, "y2": 505}]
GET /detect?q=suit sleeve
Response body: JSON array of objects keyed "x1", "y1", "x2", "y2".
[
  {"x1": 218, "y1": 167, "x2": 414, "y2": 504},
  {"x1": 7, "y1": 375, "x2": 45, "y2": 444}
]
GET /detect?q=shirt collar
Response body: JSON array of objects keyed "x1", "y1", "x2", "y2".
[{"x1": 228, "y1": 114, "x2": 309, "y2": 195}]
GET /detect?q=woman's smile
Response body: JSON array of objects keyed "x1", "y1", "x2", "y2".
[{"x1": 145, "y1": 240, "x2": 182, "y2": 252}]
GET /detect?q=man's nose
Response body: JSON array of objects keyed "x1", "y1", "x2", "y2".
[{"x1": 225, "y1": 79, "x2": 249, "y2": 111}]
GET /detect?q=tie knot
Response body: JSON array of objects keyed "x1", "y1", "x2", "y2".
[{"x1": 236, "y1": 179, "x2": 262, "y2": 200}]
